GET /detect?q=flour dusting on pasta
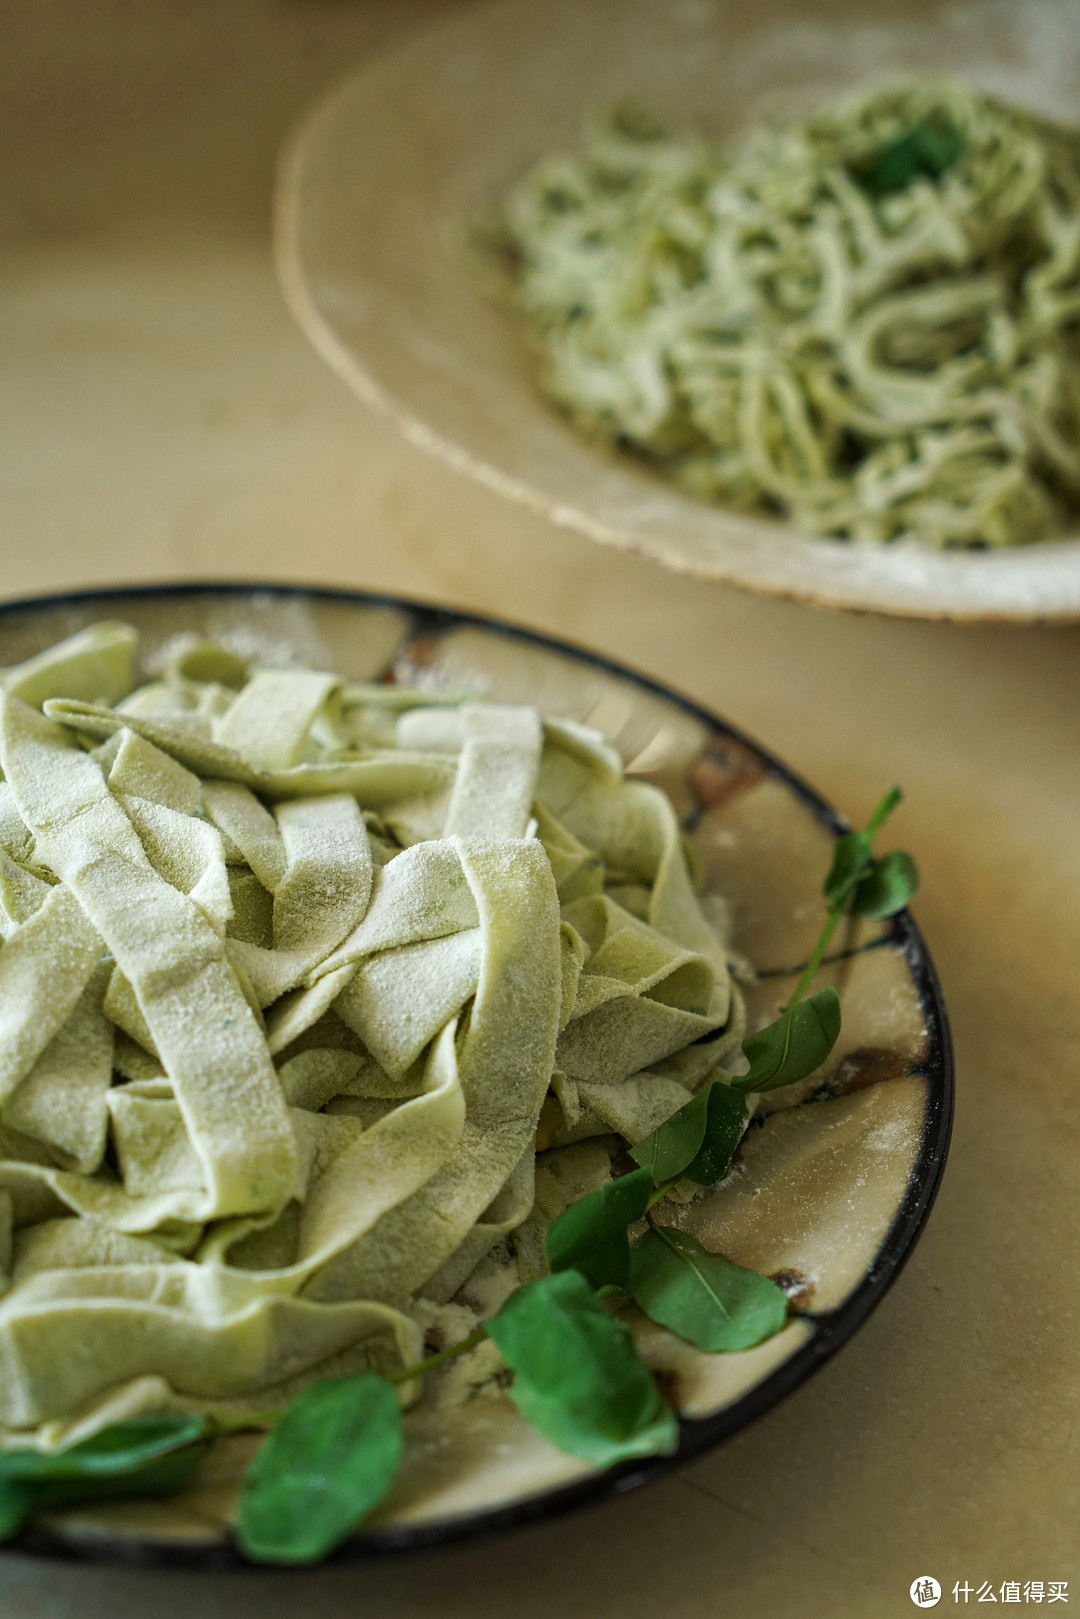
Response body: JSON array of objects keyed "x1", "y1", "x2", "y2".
[{"x1": 0, "y1": 622, "x2": 745, "y2": 1447}]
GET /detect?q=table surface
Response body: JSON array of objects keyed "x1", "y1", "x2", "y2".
[{"x1": 1, "y1": 6, "x2": 1078, "y2": 1616}]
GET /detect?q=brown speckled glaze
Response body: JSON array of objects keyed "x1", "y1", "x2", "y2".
[{"x1": 0, "y1": 584, "x2": 952, "y2": 1567}]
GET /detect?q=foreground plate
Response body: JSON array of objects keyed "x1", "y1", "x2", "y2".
[
  {"x1": 0, "y1": 583, "x2": 952, "y2": 1567},
  {"x1": 275, "y1": 0, "x2": 1080, "y2": 622}
]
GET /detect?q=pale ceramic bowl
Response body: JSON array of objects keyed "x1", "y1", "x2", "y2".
[
  {"x1": 0, "y1": 584, "x2": 952, "y2": 1567},
  {"x1": 275, "y1": 0, "x2": 1080, "y2": 622}
]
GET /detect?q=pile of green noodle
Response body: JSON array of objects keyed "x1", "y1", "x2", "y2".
[
  {"x1": 498, "y1": 79, "x2": 1080, "y2": 548},
  {"x1": 0, "y1": 621, "x2": 744, "y2": 1448}
]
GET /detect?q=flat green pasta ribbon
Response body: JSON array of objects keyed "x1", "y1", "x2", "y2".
[{"x1": 0, "y1": 628, "x2": 742, "y2": 1455}]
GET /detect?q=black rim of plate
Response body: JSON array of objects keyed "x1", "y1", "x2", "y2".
[{"x1": 0, "y1": 581, "x2": 954, "y2": 1572}]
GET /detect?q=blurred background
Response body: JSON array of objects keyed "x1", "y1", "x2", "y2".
[{"x1": 0, "y1": 5, "x2": 1078, "y2": 1617}]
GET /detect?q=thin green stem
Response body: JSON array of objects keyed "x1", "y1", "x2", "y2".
[
  {"x1": 388, "y1": 1324, "x2": 488, "y2": 1385},
  {"x1": 786, "y1": 787, "x2": 902, "y2": 1011},
  {"x1": 864, "y1": 786, "x2": 902, "y2": 841},
  {"x1": 210, "y1": 1330, "x2": 492, "y2": 1436},
  {"x1": 755, "y1": 936, "x2": 891, "y2": 980},
  {"x1": 646, "y1": 1175, "x2": 682, "y2": 1211},
  {"x1": 786, "y1": 903, "x2": 845, "y2": 1009},
  {"x1": 213, "y1": 1411, "x2": 281, "y2": 1434}
]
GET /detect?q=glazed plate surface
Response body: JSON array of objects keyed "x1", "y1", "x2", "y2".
[{"x1": 0, "y1": 584, "x2": 952, "y2": 1566}]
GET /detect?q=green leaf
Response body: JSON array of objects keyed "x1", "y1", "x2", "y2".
[
  {"x1": 822, "y1": 831, "x2": 873, "y2": 906},
  {"x1": 546, "y1": 1166, "x2": 653, "y2": 1290},
  {"x1": 507, "y1": 1379, "x2": 678, "y2": 1469},
  {"x1": 733, "y1": 986, "x2": 840, "y2": 1095},
  {"x1": 33, "y1": 1449, "x2": 208, "y2": 1512},
  {"x1": 629, "y1": 1227, "x2": 789, "y2": 1352},
  {"x1": 487, "y1": 1271, "x2": 678, "y2": 1467},
  {"x1": 236, "y1": 1373, "x2": 403, "y2": 1565},
  {"x1": 850, "y1": 850, "x2": 919, "y2": 919},
  {"x1": 0, "y1": 1415, "x2": 210, "y2": 1481},
  {"x1": 0, "y1": 1478, "x2": 38, "y2": 1541},
  {"x1": 0, "y1": 1417, "x2": 212, "y2": 1543},
  {"x1": 864, "y1": 121, "x2": 964, "y2": 196},
  {"x1": 681, "y1": 1082, "x2": 749, "y2": 1185},
  {"x1": 630, "y1": 1087, "x2": 710, "y2": 1180}
]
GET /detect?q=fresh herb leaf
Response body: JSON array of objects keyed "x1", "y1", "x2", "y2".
[
  {"x1": 487, "y1": 1271, "x2": 678, "y2": 1466},
  {"x1": 630, "y1": 1087, "x2": 710, "y2": 1180},
  {"x1": 850, "y1": 850, "x2": 919, "y2": 919},
  {"x1": 0, "y1": 1416, "x2": 210, "y2": 1480},
  {"x1": 733, "y1": 986, "x2": 841, "y2": 1095},
  {"x1": 789, "y1": 788, "x2": 907, "y2": 1008},
  {"x1": 681, "y1": 1082, "x2": 749, "y2": 1186},
  {"x1": 29, "y1": 1449, "x2": 208, "y2": 1514},
  {"x1": 236, "y1": 1373, "x2": 403, "y2": 1565},
  {"x1": 0, "y1": 1417, "x2": 212, "y2": 1542},
  {"x1": 0, "y1": 1479, "x2": 35, "y2": 1540},
  {"x1": 507, "y1": 1382, "x2": 677, "y2": 1469},
  {"x1": 864, "y1": 121, "x2": 964, "y2": 196},
  {"x1": 629, "y1": 1226, "x2": 789, "y2": 1352},
  {"x1": 546, "y1": 1165, "x2": 653, "y2": 1290},
  {"x1": 822, "y1": 830, "x2": 874, "y2": 906}
]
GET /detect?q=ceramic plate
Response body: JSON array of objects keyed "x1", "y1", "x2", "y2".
[
  {"x1": 0, "y1": 584, "x2": 951, "y2": 1567},
  {"x1": 275, "y1": 0, "x2": 1080, "y2": 622}
]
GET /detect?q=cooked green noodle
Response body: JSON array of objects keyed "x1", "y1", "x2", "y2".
[
  {"x1": 0, "y1": 623, "x2": 745, "y2": 1447},
  {"x1": 498, "y1": 79, "x2": 1080, "y2": 548}
]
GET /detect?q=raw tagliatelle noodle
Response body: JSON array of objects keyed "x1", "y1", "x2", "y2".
[
  {"x1": 498, "y1": 78, "x2": 1080, "y2": 548},
  {"x1": 0, "y1": 621, "x2": 745, "y2": 1449}
]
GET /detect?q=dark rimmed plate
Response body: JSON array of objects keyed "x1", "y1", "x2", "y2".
[{"x1": 0, "y1": 582, "x2": 952, "y2": 1568}]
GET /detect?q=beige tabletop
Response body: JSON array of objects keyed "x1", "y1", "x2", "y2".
[{"x1": 1, "y1": 5, "x2": 1078, "y2": 1616}]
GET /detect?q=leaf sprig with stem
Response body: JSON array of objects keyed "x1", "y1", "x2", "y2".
[{"x1": 0, "y1": 788, "x2": 917, "y2": 1565}]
